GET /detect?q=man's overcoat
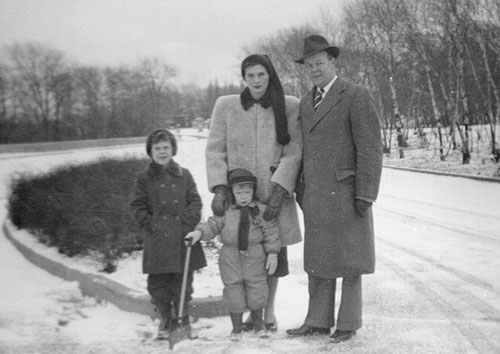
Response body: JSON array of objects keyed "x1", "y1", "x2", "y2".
[
  {"x1": 206, "y1": 95, "x2": 303, "y2": 246},
  {"x1": 299, "y1": 78, "x2": 383, "y2": 279}
]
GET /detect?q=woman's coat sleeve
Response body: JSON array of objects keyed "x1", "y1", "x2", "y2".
[{"x1": 206, "y1": 96, "x2": 229, "y2": 192}]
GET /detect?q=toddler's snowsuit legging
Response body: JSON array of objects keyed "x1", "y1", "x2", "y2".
[{"x1": 219, "y1": 243, "x2": 268, "y2": 313}]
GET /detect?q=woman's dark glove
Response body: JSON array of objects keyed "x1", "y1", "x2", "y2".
[
  {"x1": 263, "y1": 183, "x2": 287, "y2": 221},
  {"x1": 211, "y1": 185, "x2": 230, "y2": 216},
  {"x1": 354, "y1": 199, "x2": 372, "y2": 217}
]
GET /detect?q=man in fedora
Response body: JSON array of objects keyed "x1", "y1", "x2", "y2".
[{"x1": 287, "y1": 34, "x2": 383, "y2": 343}]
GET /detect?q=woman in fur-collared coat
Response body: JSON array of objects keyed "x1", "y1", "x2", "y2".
[{"x1": 206, "y1": 54, "x2": 303, "y2": 331}]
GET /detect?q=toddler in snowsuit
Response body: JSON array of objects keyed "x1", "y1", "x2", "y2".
[
  {"x1": 185, "y1": 168, "x2": 280, "y2": 341},
  {"x1": 130, "y1": 128, "x2": 206, "y2": 340}
]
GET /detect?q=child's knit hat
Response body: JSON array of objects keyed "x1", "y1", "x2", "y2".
[
  {"x1": 228, "y1": 168, "x2": 257, "y2": 186},
  {"x1": 145, "y1": 128, "x2": 177, "y2": 157}
]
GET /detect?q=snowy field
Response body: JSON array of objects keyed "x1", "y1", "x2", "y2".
[{"x1": 1, "y1": 130, "x2": 500, "y2": 353}]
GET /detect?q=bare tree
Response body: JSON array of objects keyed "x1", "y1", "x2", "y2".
[
  {"x1": 135, "y1": 57, "x2": 177, "y2": 131},
  {"x1": 476, "y1": 0, "x2": 500, "y2": 156},
  {"x1": 74, "y1": 66, "x2": 107, "y2": 138},
  {"x1": 0, "y1": 62, "x2": 9, "y2": 142},
  {"x1": 52, "y1": 71, "x2": 74, "y2": 140},
  {"x1": 6, "y1": 42, "x2": 69, "y2": 141},
  {"x1": 343, "y1": 0, "x2": 412, "y2": 157},
  {"x1": 103, "y1": 66, "x2": 138, "y2": 137}
]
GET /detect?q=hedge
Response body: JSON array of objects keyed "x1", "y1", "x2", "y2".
[{"x1": 8, "y1": 157, "x2": 150, "y2": 272}]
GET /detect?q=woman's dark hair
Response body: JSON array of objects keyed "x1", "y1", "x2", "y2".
[
  {"x1": 146, "y1": 128, "x2": 177, "y2": 157},
  {"x1": 241, "y1": 54, "x2": 290, "y2": 145}
]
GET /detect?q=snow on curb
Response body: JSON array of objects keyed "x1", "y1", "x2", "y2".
[
  {"x1": 2, "y1": 219, "x2": 228, "y2": 319},
  {"x1": 383, "y1": 165, "x2": 500, "y2": 183}
]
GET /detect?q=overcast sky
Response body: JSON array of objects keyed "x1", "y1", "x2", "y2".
[{"x1": 0, "y1": 0, "x2": 344, "y2": 87}]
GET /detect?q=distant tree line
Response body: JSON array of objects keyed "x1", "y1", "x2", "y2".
[
  {"x1": 1, "y1": 0, "x2": 499, "y2": 164},
  {"x1": 0, "y1": 44, "x2": 243, "y2": 143}
]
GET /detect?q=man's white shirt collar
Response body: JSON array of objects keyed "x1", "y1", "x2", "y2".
[{"x1": 320, "y1": 76, "x2": 337, "y2": 98}]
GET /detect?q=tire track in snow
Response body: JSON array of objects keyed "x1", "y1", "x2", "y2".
[
  {"x1": 378, "y1": 244, "x2": 500, "y2": 354},
  {"x1": 379, "y1": 194, "x2": 498, "y2": 222},
  {"x1": 377, "y1": 205, "x2": 500, "y2": 246},
  {"x1": 378, "y1": 235, "x2": 500, "y2": 297}
]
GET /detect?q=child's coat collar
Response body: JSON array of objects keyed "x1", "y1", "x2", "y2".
[{"x1": 147, "y1": 159, "x2": 183, "y2": 178}]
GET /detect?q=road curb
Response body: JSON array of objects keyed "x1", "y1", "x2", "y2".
[
  {"x1": 3, "y1": 220, "x2": 228, "y2": 319},
  {"x1": 383, "y1": 165, "x2": 500, "y2": 183}
]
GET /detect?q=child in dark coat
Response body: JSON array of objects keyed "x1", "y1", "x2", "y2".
[
  {"x1": 185, "y1": 168, "x2": 280, "y2": 341},
  {"x1": 130, "y1": 128, "x2": 206, "y2": 340}
]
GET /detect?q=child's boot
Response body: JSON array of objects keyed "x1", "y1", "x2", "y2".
[
  {"x1": 170, "y1": 301, "x2": 198, "y2": 340},
  {"x1": 229, "y1": 312, "x2": 243, "y2": 341},
  {"x1": 153, "y1": 300, "x2": 172, "y2": 340},
  {"x1": 156, "y1": 317, "x2": 170, "y2": 340},
  {"x1": 251, "y1": 308, "x2": 269, "y2": 338},
  {"x1": 241, "y1": 313, "x2": 254, "y2": 332}
]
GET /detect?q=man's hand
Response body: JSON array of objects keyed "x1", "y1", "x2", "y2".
[
  {"x1": 263, "y1": 183, "x2": 287, "y2": 221},
  {"x1": 294, "y1": 167, "x2": 305, "y2": 210},
  {"x1": 355, "y1": 199, "x2": 372, "y2": 217},
  {"x1": 266, "y1": 253, "x2": 278, "y2": 275},
  {"x1": 184, "y1": 230, "x2": 202, "y2": 246},
  {"x1": 211, "y1": 185, "x2": 230, "y2": 216}
]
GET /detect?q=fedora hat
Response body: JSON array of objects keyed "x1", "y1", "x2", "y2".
[{"x1": 295, "y1": 35, "x2": 339, "y2": 64}]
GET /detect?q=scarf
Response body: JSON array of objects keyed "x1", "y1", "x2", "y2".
[
  {"x1": 236, "y1": 204, "x2": 260, "y2": 252},
  {"x1": 240, "y1": 87, "x2": 272, "y2": 110},
  {"x1": 240, "y1": 54, "x2": 290, "y2": 145}
]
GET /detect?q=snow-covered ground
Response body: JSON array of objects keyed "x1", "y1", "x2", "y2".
[{"x1": 1, "y1": 129, "x2": 500, "y2": 353}]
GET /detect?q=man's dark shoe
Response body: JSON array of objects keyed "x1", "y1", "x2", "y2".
[
  {"x1": 330, "y1": 329, "x2": 357, "y2": 343},
  {"x1": 286, "y1": 324, "x2": 330, "y2": 336}
]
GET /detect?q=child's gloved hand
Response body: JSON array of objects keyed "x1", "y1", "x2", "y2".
[
  {"x1": 184, "y1": 230, "x2": 202, "y2": 246},
  {"x1": 266, "y1": 253, "x2": 278, "y2": 275}
]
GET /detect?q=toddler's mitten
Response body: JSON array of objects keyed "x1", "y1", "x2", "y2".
[
  {"x1": 266, "y1": 253, "x2": 278, "y2": 275},
  {"x1": 184, "y1": 230, "x2": 202, "y2": 245}
]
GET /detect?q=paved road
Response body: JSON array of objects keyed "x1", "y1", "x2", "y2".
[
  {"x1": 1, "y1": 140, "x2": 499, "y2": 353},
  {"x1": 372, "y1": 168, "x2": 500, "y2": 354}
]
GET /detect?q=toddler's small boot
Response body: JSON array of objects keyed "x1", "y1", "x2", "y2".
[
  {"x1": 229, "y1": 312, "x2": 243, "y2": 341},
  {"x1": 241, "y1": 313, "x2": 254, "y2": 332},
  {"x1": 251, "y1": 308, "x2": 269, "y2": 338}
]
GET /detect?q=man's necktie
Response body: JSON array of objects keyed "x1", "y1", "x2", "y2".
[{"x1": 313, "y1": 87, "x2": 324, "y2": 111}]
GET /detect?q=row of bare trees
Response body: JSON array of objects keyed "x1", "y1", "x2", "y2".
[
  {"x1": 0, "y1": 43, "x2": 241, "y2": 143},
  {"x1": 1, "y1": 0, "x2": 500, "y2": 165},
  {"x1": 244, "y1": 0, "x2": 500, "y2": 162}
]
